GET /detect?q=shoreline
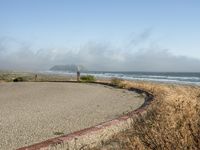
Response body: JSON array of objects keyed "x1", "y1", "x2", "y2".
[{"x1": 1, "y1": 70, "x2": 200, "y2": 86}]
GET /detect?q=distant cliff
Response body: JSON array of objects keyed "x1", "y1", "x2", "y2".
[{"x1": 50, "y1": 65, "x2": 87, "y2": 72}]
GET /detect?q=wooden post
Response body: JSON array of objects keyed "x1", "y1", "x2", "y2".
[
  {"x1": 77, "y1": 71, "x2": 80, "y2": 81},
  {"x1": 35, "y1": 74, "x2": 37, "y2": 81},
  {"x1": 77, "y1": 65, "x2": 80, "y2": 81}
]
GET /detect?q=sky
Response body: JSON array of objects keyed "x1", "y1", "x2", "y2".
[{"x1": 0, "y1": 0, "x2": 200, "y2": 72}]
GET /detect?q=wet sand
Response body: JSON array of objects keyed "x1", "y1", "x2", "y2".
[{"x1": 0, "y1": 82, "x2": 144, "y2": 149}]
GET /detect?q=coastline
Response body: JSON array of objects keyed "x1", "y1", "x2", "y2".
[
  {"x1": 0, "y1": 72, "x2": 199, "y2": 149},
  {"x1": 1, "y1": 70, "x2": 200, "y2": 86}
]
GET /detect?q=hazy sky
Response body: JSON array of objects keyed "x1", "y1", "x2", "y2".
[{"x1": 0, "y1": 0, "x2": 200, "y2": 72}]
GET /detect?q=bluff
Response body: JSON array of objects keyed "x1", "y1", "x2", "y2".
[{"x1": 50, "y1": 65, "x2": 86, "y2": 72}]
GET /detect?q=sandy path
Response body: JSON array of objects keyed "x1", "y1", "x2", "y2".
[{"x1": 0, "y1": 82, "x2": 144, "y2": 149}]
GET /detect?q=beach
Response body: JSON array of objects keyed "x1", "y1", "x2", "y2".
[{"x1": 0, "y1": 82, "x2": 144, "y2": 149}]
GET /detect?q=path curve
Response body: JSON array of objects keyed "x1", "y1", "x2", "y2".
[{"x1": 0, "y1": 82, "x2": 145, "y2": 149}]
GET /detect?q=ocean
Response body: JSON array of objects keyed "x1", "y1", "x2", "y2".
[{"x1": 44, "y1": 71, "x2": 200, "y2": 86}]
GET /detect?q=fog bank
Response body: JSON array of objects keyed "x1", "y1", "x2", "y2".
[{"x1": 0, "y1": 36, "x2": 200, "y2": 72}]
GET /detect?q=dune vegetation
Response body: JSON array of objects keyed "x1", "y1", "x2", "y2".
[
  {"x1": 80, "y1": 75, "x2": 96, "y2": 82},
  {"x1": 93, "y1": 79, "x2": 200, "y2": 150}
]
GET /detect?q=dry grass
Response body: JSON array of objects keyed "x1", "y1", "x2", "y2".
[
  {"x1": 110, "y1": 78, "x2": 126, "y2": 88},
  {"x1": 93, "y1": 80, "x2": 200, "y2": 150}
]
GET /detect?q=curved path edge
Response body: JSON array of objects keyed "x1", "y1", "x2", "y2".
[{"x1": 17, "y1": 82, "x2": 154, "y2": 150}]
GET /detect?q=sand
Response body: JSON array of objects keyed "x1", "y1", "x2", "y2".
[{"x1": 0, "y1": 82, "x2": 144, "y2": 149}]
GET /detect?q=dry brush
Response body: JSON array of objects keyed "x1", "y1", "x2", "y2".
[{"x1": 94, "y1": 80, "x2": 200, "y2": 150}]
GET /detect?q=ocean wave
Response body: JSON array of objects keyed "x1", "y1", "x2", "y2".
[
  {"x1": 41, "y1": 71, "x2": 200, "y2": 86},
  {"x1": 89, "y1": 72, "x2": 200, "y2": 85}
]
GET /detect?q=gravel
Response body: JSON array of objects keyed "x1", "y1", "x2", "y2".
[{"x1": 0, "y1": 82, "x2": 144, "y2": 149}]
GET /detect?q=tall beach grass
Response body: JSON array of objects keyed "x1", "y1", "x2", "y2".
[{"x1": 93, "y1": 79, "x2": 200, "y2": 149}]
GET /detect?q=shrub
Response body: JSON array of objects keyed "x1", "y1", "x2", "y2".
[
  {"x1": 80, "y1": 75, "x2": 96, "y2": 82},
  {"x1": 111, "y1": 78, "x2": 125, "y2": 88},
  {"x1": 92, "y1": 81, "x2": 200, "y2": 150},
  {"x1": 13, "y1": 77, "x2": 25, "y2": 82}
]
